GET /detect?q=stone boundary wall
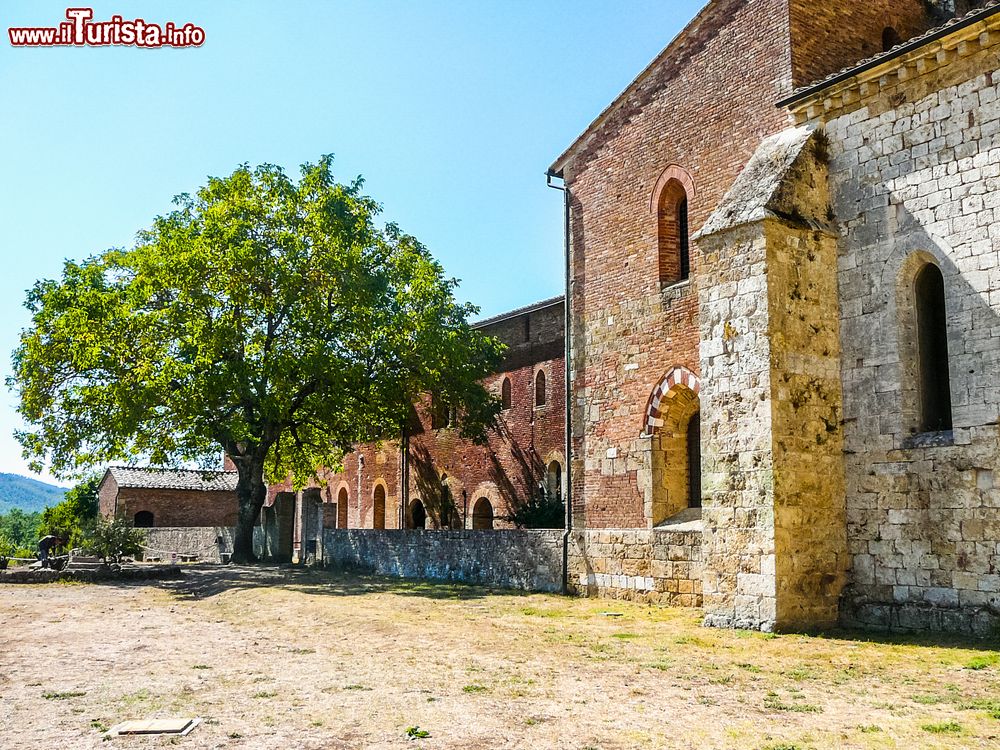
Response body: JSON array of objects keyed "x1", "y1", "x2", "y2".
[
  {"x1": 567, "y1": 527, "x2": 703, "y2": 606},
  {"x1": 142, "y1": 527, "x2": 265, "y2": 563},
  {"x1": 0, "y1": 565, "x2": 182, "y2": 584},
  {"x1": 324, "y1": 529, "x2": 564, "y2": 592}
]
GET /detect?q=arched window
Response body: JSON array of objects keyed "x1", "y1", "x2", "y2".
[
  {"x1": 373, "y1": 484, "x2": 386, "y2": 529},
  {"x1": 535, "y1": 370, "x2": 546, "y2": 407},
  {"x1": 133, "y1": 510, "x2": 154, "y2": 528},
  {"x1": 430, "y1": 394, "x2": 448, "y2": 429},
  {"x1": 472, "y1": 497, "x2": 494, "y2": 530},
  {"x1": 657, "y1": 181, "x2": 690, "y2": 285},
  {"x1": 914, "y1": 263, "x2": 952, "y2": 432},
  {"x1": 546, "y1": 461, "x2": 562, "y2": 502},
  {"x1": 501, "y1": 377, "x2": 512, "y2": 410},
  {"x1": 882, "y1": 26, "x2": 901, "y2": 52},
  {"x1": 337, "y1": 487, "x2": 348, "y2": 529},
  {"x1": 686, "y1": 413, "x2": 702, "y2": 508},
  {"x1": 409, "y1": 499, "x2": 427, "y2": 529}
]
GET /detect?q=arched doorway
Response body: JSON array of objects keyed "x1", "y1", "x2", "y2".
[
  {"x1": 133, "y1": 510, "x2": 154, "y2": 528},
  {"x1": 373, "y1": 484, "x2": 386, "y2": 529},
  {"x1": 472, "y1": 497, "x2": 494, "y2": 530},
  {"x1": 686, "y1": 412, "x2": 702, "y2": 508},
  {"x1": 409, "y1": 499, "x2": 427, "y2": 529},
  {"x1": 337, "y1": 487, "x2": 348, "y2": 528},
  {"x1": 644, "y1": 366, "x2": 702, "y2": 524},
  {"x1": 546, "y1": 461, "x2": 562, "y2": 502}
]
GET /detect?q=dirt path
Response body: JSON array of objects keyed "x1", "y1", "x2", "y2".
[{"x1": 1, "y1": 566, "x2": 999, "y2": 749}]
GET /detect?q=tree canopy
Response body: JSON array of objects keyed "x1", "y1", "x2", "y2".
[{"x1": 11, "y1": 157, "x2": 504, "y2": 560}]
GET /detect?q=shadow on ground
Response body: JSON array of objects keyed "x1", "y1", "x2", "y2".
[
  {"x1": 104, "y1": 563, "x2": 526, "y2": 603},
  {"x1": 89, "y1": 564, "x2": 1000, "y2": 651}
]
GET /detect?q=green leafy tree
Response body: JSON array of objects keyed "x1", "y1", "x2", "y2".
[
  {"x1": 0, "y1": 508, "x2": 42, "y2": 551},
  {"x1": 84, "y1": 516, "x2": 145, "y2": 564},
  {"x1": 37, "y1": 474, "x2": 101, "y2": 548},
  {"x1": 11, "y1": 157, "x2": 503, "y2": 562}
]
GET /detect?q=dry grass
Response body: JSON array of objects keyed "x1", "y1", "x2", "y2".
[{"x1": 1, "y1": 566, "x2": 999, "y2": 749}]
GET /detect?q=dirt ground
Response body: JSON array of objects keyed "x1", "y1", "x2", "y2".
[{"x1": 1, "y1": 566, "x2": 999, "y2": 750}]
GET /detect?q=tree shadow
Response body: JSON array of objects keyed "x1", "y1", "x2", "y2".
[{"x1": 104, "y1": 563, "x2": 530, "y2": 603}]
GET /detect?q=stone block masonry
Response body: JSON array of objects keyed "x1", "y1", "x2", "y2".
[
  {"x1": 324, "y1": 529, "x2": 565, "y2": 592},
  {"x1": 793, "y1": 7, "x2": 1000, "y2": 636}
]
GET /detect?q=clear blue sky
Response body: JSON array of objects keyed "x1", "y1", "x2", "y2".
[{"x1": 0, "y1": 0, "x2": 703, "y2": 484}]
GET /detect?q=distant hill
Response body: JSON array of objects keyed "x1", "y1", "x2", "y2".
[{"x1": 0, "y1": 473, "x2": 67, "y2": 514}]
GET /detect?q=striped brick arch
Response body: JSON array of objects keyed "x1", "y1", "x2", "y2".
[{"x1": 643, "y1": 366, "x2": 701, "y2": 436}]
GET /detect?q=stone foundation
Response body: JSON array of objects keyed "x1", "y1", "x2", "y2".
[{"x1": 566, "y1": 520, "x2": 703, "y2": 606}]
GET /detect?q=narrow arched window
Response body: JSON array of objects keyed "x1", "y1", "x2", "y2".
[
  {"x1": 133, "y1": 510, "x2": 154, "y2": 528},
  {"x1": 915, "y1": 263, "x2": 952, "y2": 432},
  {"x1": 882, "y1": 26, "x2": 901, "y2": 52},
  {"x1": 535, "y1": 370, "x2": 546, "y2": 407},
  {"x1": 501, "y1": 377, "x2": 512, "y2": 410},
  {"x1": 657, "y1": 181, "x2": 690, "y2": 285},
  {"x1": 430, "y1": 393, "x2": 448, "y2": 429}
]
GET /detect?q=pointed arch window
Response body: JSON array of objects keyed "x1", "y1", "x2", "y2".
[
  {"x1": 534, "y1": 370, "x2": 546, "y2": 407},
  {"x1": 501, "y1": 377, "x2": 512, "y2": 410}
]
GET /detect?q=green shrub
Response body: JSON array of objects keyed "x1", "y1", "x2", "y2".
[{"x1": 82, "y1": 516, "x2": 146, "y2": 564}]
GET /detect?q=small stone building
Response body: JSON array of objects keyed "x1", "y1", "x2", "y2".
[{"x1": 98, "y1": 467, "x2": 239, "y2": 528}]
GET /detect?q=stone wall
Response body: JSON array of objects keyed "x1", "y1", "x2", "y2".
[
  {"x1": 695, "y1": 126, "x2": 848, "y2": 631},
  {"x1": 324, "y1": 529, "x2": 565, "y2": 592},
  {"x1": 567, "y1": 520, "x2": 703, "y2": 606},
  {"x1": 795, "y1": 13, "x2": 1000, "y2": 635},
  {"x1": 143, "y1": 527, "x2": 265, "y2": 563}
]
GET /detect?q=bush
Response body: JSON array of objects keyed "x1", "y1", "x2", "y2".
[
  {"x1": 510, "y1": 492, "x2": 565, "y2": 530},
  {"x1": 83, "y1": 516, "x2": 146, "y2": 564}
]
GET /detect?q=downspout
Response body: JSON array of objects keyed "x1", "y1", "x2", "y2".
[
  {"x1": 546, "y1": 169, "x2": 572, "y2": 594},
  {"x1": 400, "y1": 427, "x2": 410, "y2": 529}
]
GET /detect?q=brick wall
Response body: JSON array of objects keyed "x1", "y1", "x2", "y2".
[
  {"x1": 556, "y1": 0, "x2": 798, "y2": 529},
  {"x1": 796, "y1": 13, "x2": 1000, "y2": 635},
  {"x1": 117, "y1": 488, "x2": 239, "y2": 528},
  {"x1": 788, "y1": 0, "x2": 933, "y2": 88}
]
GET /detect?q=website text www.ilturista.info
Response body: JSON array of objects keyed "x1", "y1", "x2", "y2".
[{"x1": 9, "y1": 7, "x2": 204, "y2": 48}]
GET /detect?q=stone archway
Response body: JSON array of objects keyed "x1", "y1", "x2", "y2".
[{"x1": 643, "y1": 367, "x2": 702, "y2": 525}]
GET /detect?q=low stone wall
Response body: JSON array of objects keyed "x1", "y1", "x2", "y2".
[
  {"x1": 142, "y1": 527, "x2": 265, "y2": 563},
  {"x1": 567, "y1": 522, "x2": 703, "y2": 606},
  {"x1": 324, "y1": 529, "x2": 564, "y2": 592},
  {"x1": 0, "y1": 565, "x2": 182, "y2": 584}
]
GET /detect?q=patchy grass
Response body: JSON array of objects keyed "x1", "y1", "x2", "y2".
[{"x1": 3, "y1": 566, "x2": 1000, "y2": 749}]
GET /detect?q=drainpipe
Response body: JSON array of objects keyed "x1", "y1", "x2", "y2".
[
  {"x1": 400, "y1": 427, "x2": 409, "y2": 529},
  {"x1": 546, "y1": 169, "x2": 572, "y2": 594}
]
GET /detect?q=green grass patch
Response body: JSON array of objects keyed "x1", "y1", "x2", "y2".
[
  {"x1": 462, "y1": 684, "x2": 488, "y2": 694},
  {"x1": 191, "y1": 664, "x2": 211, "y2": 670},
  {"x1": 43, "y1": 691, "x2": 86, "y2": 700},
  {"x1": 612, "y1": 632, "x2": 640, "y2": 640},
  {"x1": 964, "y1": 653, "x2": 999, "y2": 670},
  {"x1": 858, "y1": 725, "x2": 882, "y2": 733},
  {"x1": 911, "y1": 693, "x2": 945, "y2": 705},
  {"x1": 921, "y1": 721, "x2": 961, "y2": 733},
  {"x1": 958, "y1": 698, "x2": 1000, "y2": 719},
  {"x1": 764, "y1": 691, "x2": 822, "y2": 713},
  {"x1": 251, "y1": 690, "x2": 277, "y2": 699}
]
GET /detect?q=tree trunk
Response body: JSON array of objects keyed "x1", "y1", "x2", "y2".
[{"x1": 231, "y1": 452, "x2": 268, "y2": 564}]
